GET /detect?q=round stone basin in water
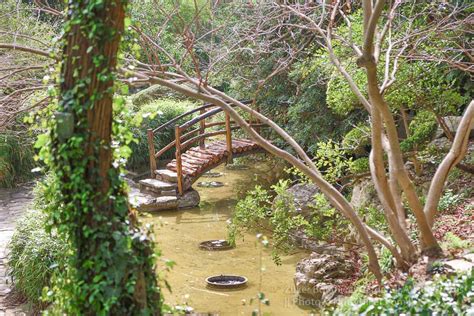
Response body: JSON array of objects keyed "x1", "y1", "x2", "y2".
[
  {"x1": 199, "y1": 239, "x2": 234, "y2": 251},
  {"x1": 206, "y1": 275, "x2": 248, "y2": 289},
  {"x1": 197, "y1": 181, "x2": 224, "y2": 188},
  {"x1": 202, "y1": 171, "x2": 224, "y2": 178}
]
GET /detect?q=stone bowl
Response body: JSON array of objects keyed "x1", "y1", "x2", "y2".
[
  {"x1": 199, "y1": 239, "x2": 234, "y2": 251},
  {"x1": 205, "y1": 275, "x2": 248, "y2": 289}
]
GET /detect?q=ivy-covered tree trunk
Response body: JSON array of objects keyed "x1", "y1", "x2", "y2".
[{"x1": 50, "y1": 0, "x2": 162, "y2": 313}]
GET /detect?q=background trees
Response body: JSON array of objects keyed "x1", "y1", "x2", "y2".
[{"x1": 124, "y1": 0, "x2": 473, "y2": 279}]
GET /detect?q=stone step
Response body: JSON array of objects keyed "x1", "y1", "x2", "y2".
[
  {"x1": 139, "y1": 178, "x2": 177, "y2": 195},
  {"x1": 137, "y1": 195, "x2": 179, "y2": 212},
  {"x1": 155, "y1": 169, "x2": 178, "y2": 183},
  {"x1": 129, "y1": 188, "x2": 200, "y2": 212}
]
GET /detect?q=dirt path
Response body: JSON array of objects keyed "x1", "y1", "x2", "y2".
[{"x1": 0, "y1": 186, "x2": 33, "y2": 315}]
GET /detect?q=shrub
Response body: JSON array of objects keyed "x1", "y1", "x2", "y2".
[
  {"x1": 7, "y1": 174, "x2": 67, "y2": 309},
  {"x1": 228, "y1": 181, "x2": 350, "y2": 263},
  {"x1": 124, "y1": 98, "x2": 197, "y2": 171},
  {"x1": 442, "y1": 232, "x2": 471, "y2": 251},
  {"x1": 0, "y1": 132, "x2": 36, "y2": 188},
  {"x1": 400, "y1": 111, "x2": 438, "y2": 152},
  {"x1": 342, "y1": 269, "x2": 474, "y2": 315},
  {"x1": 342, "y1": 124, "x2": 371, "y2": 155},
  {"x1": 438, "y1": 189, "x2": 464, "y2": 212},
  {"x1": 350, "y1": 157, "x2": 370, "y2": 174},
  {"x1": 7, "y1": 208, "x2": 67, "y2": 309}
]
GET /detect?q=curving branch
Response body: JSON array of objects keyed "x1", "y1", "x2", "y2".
[{"x1": 424, "y1": 100, "x2": 474, "y2": 227}]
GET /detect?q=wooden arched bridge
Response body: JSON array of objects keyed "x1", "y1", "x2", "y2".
[{"x1": 143, "y1": 103, "x2": 266, "y2": 197}]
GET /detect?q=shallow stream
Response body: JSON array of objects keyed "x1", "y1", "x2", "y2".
[{"x1": 148, "y1": 162, "x2": 311, "y2": 315}]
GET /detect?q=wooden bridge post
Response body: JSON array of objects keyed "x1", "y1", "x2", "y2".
[
  {"x1": 147, "y1": 129, "x2": 157, "y2": 177},
  {"x1": 174, "y1": 125, "x2": 184, "y2": 196},
  {"x1": 199, "y1": 108, "x2": 206, "y2": 149},
  {"x1": 225, "y1": 112, "x2": 233, "y2": 164}
]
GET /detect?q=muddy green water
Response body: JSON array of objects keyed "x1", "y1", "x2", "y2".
[{"x1": 147, "y1": 162, "x2": 313, "y2": 315}]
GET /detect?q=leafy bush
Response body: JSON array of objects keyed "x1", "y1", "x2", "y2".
[
  {"x1": 442, "y1": 232, "x2": 471, "y2": 251},
  {"x1": 400, "y1": 111, "x2": 438, "y2": 152},
  {"x1": 342, "y1": 124, "x2": 371, "y2": 155},
  {"x1": 0, "y1": 132, "x2": 36, "y2": 188},
  {"x1": 124, "y1": 98, "x2": 197, "y2": 171},
  {"x1": 7, "y1": 175, "x2": 67, "y2": 309},
  {"x1": 350, "y1": 157, "x2": 370, "y2": 174},
  {"x1": 438, "y1": 189, "x2": 464, "y2": 212},
  {"x1": 345, "y1": 269, "x2": 474, "y2": 315},
  {"x1": 313, "y1": 140, "x2": 354, "y2": 183},
  {"x1": 228, "y1": 180, "x2": 350, "y2": 263},
  {"x1": 7, "y1": 209, "x2": 67, "y2": 309}
]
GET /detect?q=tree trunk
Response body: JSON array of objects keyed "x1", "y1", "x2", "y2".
[{"x1": 53, "y1": 0, "x2": 161, "y2": 313}]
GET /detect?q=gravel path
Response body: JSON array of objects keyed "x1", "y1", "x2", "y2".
[{"x1": 0, "y1": 186, "x2": 33, "y2": 315}]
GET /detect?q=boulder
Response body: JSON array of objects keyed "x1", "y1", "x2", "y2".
[
  {"x1": 435, "y1": 116, "x2": 474, "y2": 139},
  {"x1": 294, "y1": 251, "x2": 355, "y2": 306},
  {"x1": 350, "y1": 179, "x2": 377, "y2": 210},
  {"x1": 275, "y1": 183, "x2": 320, "y2": 218},
  {"x1": 177, "y1": 189, "x2": 200, "y2": 208},
  {"x1": 443, "y1": 259, "x2": 474, "y2": 273}
]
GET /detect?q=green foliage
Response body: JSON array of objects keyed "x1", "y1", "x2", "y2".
[
  {"x1": 129, "y1": 0, "x2": 210, "y2": 73},
  {"x1": 350, "y1": 157, "x2": 370, "y2": 174},
  {"x1": 125, "y1": 98, "x2": 196, "y2": 170},
  {"x1": 332, "y1": 285, "x2": 367, "y2": 315},
  {"x1": 314, "y1": 140, "x2": 354, "y2": 183},
  {"x1": 7, "y1": 177, "x2": 67, "y2": 309},
  {"x1": 285, "y1": 139, "x2": 356, "y2": 184},
  {"x1": 358, "y1": 205, "x2": 389, "y2": 233},
  {"x1": 442, "y1": 232, "x2": 471, "y2": 251},
  {"x1": 400, "y1": 111, "x2": 438, "y2": 152},
  {"x1": 385, "y1": 61, "x2": 468, "y2": 115},
  {"x1": 227, "y1": 185, "x2": 271, "y2": 247},
  {"x1": 342, "y1": 124, "x2": 371, "y2": 155},
  {"x1": 347, "y1": 269, "x2": 474, "y2": 315},
  {"x1": 327, "y1": 66, "x2": 367, "y2": 115},
  {"x1": 0, "y1": 132, "x2": 36, "y2": 188},
  {"x1": 378, "y1": 247, "x2": 394, "y2": 274},
  {"x1": 438, "y1": 189, "x2": 464, "y2": 212},
  {"x1": 8, "y1": 210, "x2": 65, "y2": 309},
  {"x1": 228, "y1": 181, "x2": 349, "y2": 263}
]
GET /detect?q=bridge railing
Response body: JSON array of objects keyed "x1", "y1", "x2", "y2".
[{"x1": 147, "y1": 102, "x2": 265, "y2": 195}]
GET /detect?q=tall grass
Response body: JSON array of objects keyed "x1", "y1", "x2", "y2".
[
  {"x1": 0, "y1": 132, "x2": 36, "y2": 188},
  {"x1": 7, "y1": 175, "x2": 67, "y2": 310}
]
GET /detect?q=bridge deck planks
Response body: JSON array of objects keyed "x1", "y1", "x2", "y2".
[{"x1": 165, "y1": 138, "x2": 261, "y2": 188}]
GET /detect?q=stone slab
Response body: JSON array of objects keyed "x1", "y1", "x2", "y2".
[
  {"x1": 444, "y1": 259, "x2": 474, "y2": 273},
  {"x1": 154, "y1": 169, "x2": 178, "y2": 183},
  {"x1": 139, "y1": 178, "x2": 177, "y2": 195}
]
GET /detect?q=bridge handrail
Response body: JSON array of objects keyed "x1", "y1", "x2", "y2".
[{"x1": 151, "y1": 102, "x2": 216, "y2": 134}]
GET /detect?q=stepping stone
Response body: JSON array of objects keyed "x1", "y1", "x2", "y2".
[
  {"x1": 462, "y1": 253, "x2": 474, "y2": 262},
  {"x1": 139, "y1": 179, "x2": 177, "y2": 195},
  {"x1": 155, "y1": 169, "x2": 178, "y2": 182},
  {"x1": 131, "y1": 193, "x2": 179, "y2": 212},
  {"x1": 444, "y1": 259, "x2": 474, "y2": 273}
]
